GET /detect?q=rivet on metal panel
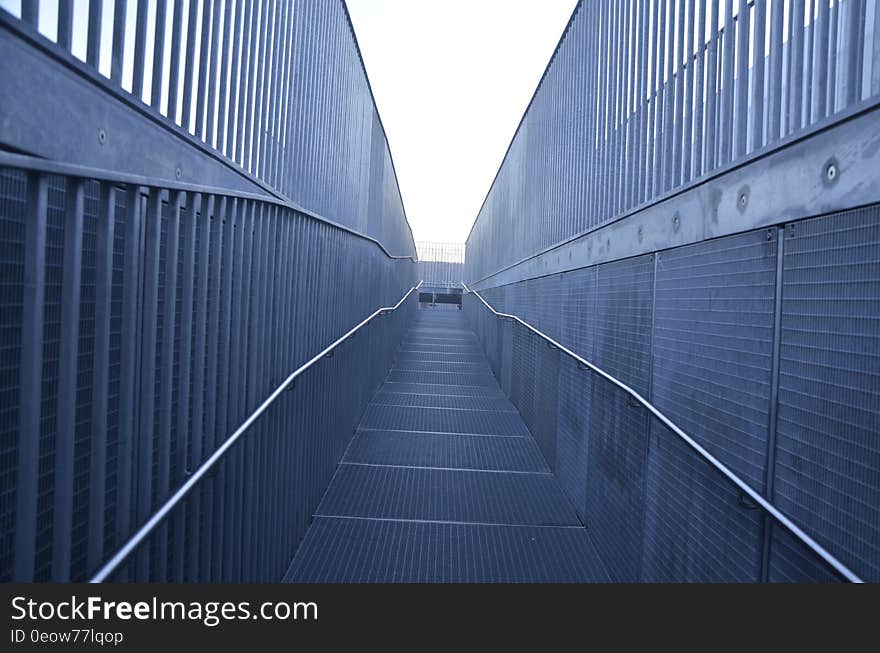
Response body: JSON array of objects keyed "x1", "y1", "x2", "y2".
[
  {"x1": 98, "y1": 128, "x2": 106, "y2": 145},
  {"x1": 175, "y1": 167, "x2": 182, "y2": 179},
  {"x1": 672, "y1": 213, "x2": 681, "y2": 232},
  {"x1": 824, "y1": 159, "x2": 839, "y2": 185},
  {"x1": 737, "y1": 187, "x2": 749, "y2": 212},
  {"x1": 637, "y1": 225, "x2": 644, "y2": 242}
]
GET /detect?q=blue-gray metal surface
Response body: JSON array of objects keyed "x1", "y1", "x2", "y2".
[
  {"x1": 463, "y1": 281, "x2": 862, "y2": 582},
  {"x1": 286, "y1": 311, "x2": 610, "y2": 582},
  {"x1": 0, "y1": 0, "x2": 419, "y2": 582},
  {"x1": 466, "y1": 0, "x2": 880, "y2": 283},
  {"x1": 0, "y1": 0, "x2": 415, "y2": 257}
]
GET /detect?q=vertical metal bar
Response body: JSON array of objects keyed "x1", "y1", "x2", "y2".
[
  {"x1": 135, "y1": 187, "x2": 162, "y2": 580},
  {"x1": 828, "y1": 0, "x2": 839, "y2": 114},
  {"x1": 189, "y1": 194, "x2": 212, "y2": 580},
  {"x1": 204, "y1": 196, "x2": 226, "y2": 580},
  {"x1": 263, "y1": 0, "x2": 282, "y2": 185},
  {"x1": 760, "y1": 226, "x2": 786, "y2": 582},
  {"x1": 181, "y1": 0, "x2": 200, "y2": 131},
  {"x1": 219, "y1": 198, "x2": 238, "y2": 580},
  {"x1": 236, "y1": 0, "x2": 256, "y2": 166},
  {"x1": 252, "y1": 0, "x2": 271, "y2": 174},
  {"x1": 196, "y1": 0, "x2": 214, "y2": 140},
  {"x1": 167, "y1": 0, "x2": 185, "y2": 123},
  {"x1": 226, "y1": 0, "x2": 246, "y2": 159},
  {"x1": 752, "y1": 0, "x2": 767, "y2": 151},
  {"x1": 87, "y1": 0, "x2": 103, "y2": 67},
  {"x1": 720, "y1": 0, "x2": 736, "y2": 163},
  {"x1": 235, "y1": 201, "x2": 255, "y2": 580},
  {"x1": 243, "y1": 203, "x2": 264, "y2": 579},
  {"x1": 21, "y1": 0, "x2": 38, "y2": 27},
  {"x1": 693, "y1": 0, "x2": 706, "y2": 179},
  {"x1": 132, "y1": 0, "x2": 150, "y2": 100},
  {"x1": 57, "y1": 0, "x2": 74, "y2": 51},
  {"x1": 151, "y1": 0, "x2": 168, "y2": 110},
  {"x1": 243, "y1": 0, "x2": 262, "y2": 171},
  {"x1": 682, "y1": 0, "x2": 696, "y2": 182},
  {"x1": 844, "y1": 0, "x2": 865, "y2": 105},
  {"x1": 734, "y1": 0, "x2": 750, "y2": 158},
  {"x1": 790, "y1": 0, "x2": 805, "y2": 133},
  {"x1": 111, "y1": 0, "x2": 128, "y2": 83},
  {"x1": 155, "y1": 190, "x2": 181, "y2": 582},
  {"x1": 805, "y1": 0, "x2": 816, "y2": 123},
  {"x1": 206, "y1": 0, "x2": 223, "y2": 147},
  {"x1": 13, "y1": 173, "x2": 47, "y2": 582},
  {"x1": 768, "y1": 0, "x2": 784, "y2": 141},
  {"x1": 264, "y1": 207, "x2": 279, "y2": 572},
  {"x1": 87, "y1": 182, "x2": 115, "y2": 575},
  {"x1": 176, "y1": 192, "x2": 198, "y2": 583},
  {"x1": 225, "y1": 199, "x2": 246, "y2": 581},
  {"x1": 216, "y1": 0, "x2": 235, "y2": 154},
  {"x1": 673, "y1": 0, "x2": 686, "y2": 187},
  {"x1": 705, "y1": 0, "x2": 720, "y2": 171},
  {"x1": 274, "y1": 0, "x2": 295, "y2": 187},
  {"x1": 116, "y1": 185, "x2": 142, "y2": 582},
  {"x1": 51, "y1": 178, "x2": 84, "y2": 581},
  {"x1": 654, "y1": 0, "x2": 668, "y2": 194},
  {"x1": 663, "y1": 0, "x2": 676, "y2": 190},
  {"x1": 813, "y1": 0, "x2": 830, "y2": 121}
]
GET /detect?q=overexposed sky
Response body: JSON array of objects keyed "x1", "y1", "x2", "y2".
[
  {"x1": 0, "y1": 0, "x2": 578, "y2": 243},
  {"x1": 346, "y1": 0, "x2": 578, "y2": 244}
]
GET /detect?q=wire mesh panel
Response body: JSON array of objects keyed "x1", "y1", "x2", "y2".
[
  {"x1": 0, "y1": 166, "x2": 417, "y2": 582},
  {"x1": 465, "y1": 284, "x2": 858, "y2": 582}
]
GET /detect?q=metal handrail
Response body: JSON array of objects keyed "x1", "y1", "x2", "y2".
[
  {"x1": 462, "y1": 282, "x2": 863, "y2": 584},
  {"x1": 90, "y1": 280, "x2": 423, "y2": 582},
  {"x1": 0, "y1": 151, "x2": 418, "y2": 263}
]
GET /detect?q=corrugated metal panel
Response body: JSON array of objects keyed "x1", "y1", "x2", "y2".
[
  {"x1": 652, "y1": 230, "x2": 777, "y2": 490},
  {"x1": 774, "y1": 205, "x2": 880, "y2": 581}
]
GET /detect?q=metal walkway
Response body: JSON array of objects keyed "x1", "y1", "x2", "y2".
[{"x1": 285, "y1": 310, "x2": 609, "y2": 582}]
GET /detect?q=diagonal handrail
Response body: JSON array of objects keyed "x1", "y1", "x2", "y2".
[
  {"x1": 462, "y1": 282, "x2": 863, "y2": 583},
  {"x1": 90, "y1": 281, "x2": 423, "y2": 582}
]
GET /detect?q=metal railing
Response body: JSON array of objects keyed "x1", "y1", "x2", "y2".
[
  {"x1": 0, "y1": 0, "x2": 416, "y2": 257},
  {"x1": 91, "y1": 281, "x2": 423, "y2": 582},
  {"x1": 463, "y1": 282, "x2": 863, "y2": 583},
  {"x1": 466, "y1": 0, "x2": 880, "y2": 281}
]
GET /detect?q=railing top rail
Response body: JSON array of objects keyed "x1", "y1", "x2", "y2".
[
  {"x1": 90, "y1": 281, "x2": 423, "y2": 583},
  {"x1": 462, "y1": 282, "x2": 863, "y2": 584},
  {"x1": 0, "y1": 151, "x2": 418, "y2": 263}
]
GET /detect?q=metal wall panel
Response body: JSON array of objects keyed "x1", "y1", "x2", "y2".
[
  {"x1": 466, "y1": 0, "x2": 880, "y2": 283},
  {"x1": 0, "y1": 1, "x2": 416, "y2": 258},
  {"x1": 652, "y1": 230, "x2": 777, "y2": 490},
  {"x1": 642, "y1": 419, "x2": 763, "y2": 582},
  {"x1": 0, "y1": 169, "x2": 416, "y2": 582},
  {"x1": 774, "y1": 205, "x2": 880, "y2": 581}
]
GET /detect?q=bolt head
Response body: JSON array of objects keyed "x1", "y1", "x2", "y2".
[{"x1": 826, "y1": 164, "x2": 837, "y2": 181}]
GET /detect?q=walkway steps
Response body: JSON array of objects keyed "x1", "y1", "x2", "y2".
[{"x1": 285, "y1": 310, "x2": 608, "y2": 582}]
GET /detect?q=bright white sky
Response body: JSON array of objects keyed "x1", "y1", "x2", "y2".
[
  {"x1": 346, "y1": 0, "x2": 578, "y2": 244},
  {"x1": 0, "y1": 0, "x2": 578, "y2": 244}
]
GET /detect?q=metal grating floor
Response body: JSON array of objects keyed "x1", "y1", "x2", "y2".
[{"x1": 285, "y1": 311, "x2": 609, "y2": 582}]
